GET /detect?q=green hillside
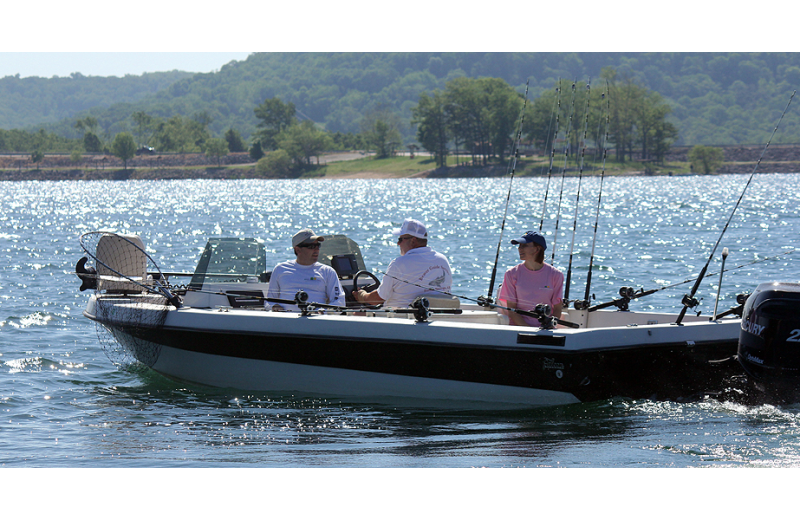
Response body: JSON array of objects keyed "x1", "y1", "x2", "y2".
[
  {"x1": 0, "y1": 70, "x2": 193, "y2": 130},
  {"x1": 4, "y1": 52, "x2": 800, "y2": 147}
]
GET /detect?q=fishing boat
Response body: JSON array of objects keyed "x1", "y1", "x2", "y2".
[
  {"x1": 76, "y1": 231, "x2": 746, "y2": 408},
  {"x1": 75, "y1": 87, "x2": 800, "y2": 408}
]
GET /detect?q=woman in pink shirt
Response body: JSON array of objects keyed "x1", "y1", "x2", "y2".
[{"x1": 498, "y1": 231, "x2": 564, "y2": 327}]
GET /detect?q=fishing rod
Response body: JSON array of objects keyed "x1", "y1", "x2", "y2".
[
  {"x1": 563, "y1": 80, "x2": 592, "y2": 302},
  {"x1": 185, "y1": 286, "x2": 462, "y2": 324},
  {"x1": 675, "y1": 89, "x2": 796, "y2": 325},
  {"x1": 539, "y1": 79, "x2": 563, "y2": 231},
  {"x1": 590, "y1": 247, "x2": 796, "y2": 312},
  {"x1": 550, "y1": 79, "x2": 578, "y2": 263},
  {"x1": 712, "y1": 247, "x2": 729, "y2": 319},
  {"x1": 485, "y1": 79, "x2": 530, "y2": 303},
  {"x1": 579, "y1": 83, "x2": 611, "y2": 310}
]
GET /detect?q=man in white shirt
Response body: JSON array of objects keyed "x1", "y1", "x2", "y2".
[
  {"x1": 267, "y1": 228, "x2": 345, "y2": 311},
  {"x1": 353, "y1": 218, "x2": 452, "y2": 308}
]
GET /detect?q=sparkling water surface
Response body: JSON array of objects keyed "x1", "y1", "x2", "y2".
[{"x1": 2, "y1": 175, "x2": 800, "y2": 469}]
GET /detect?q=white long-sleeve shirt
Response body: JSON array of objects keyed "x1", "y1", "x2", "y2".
[
  {"x1": 377, "y1": 247, "x2": 452, "y2": 308},
  {"x1": 267, "y1": 260, "x2": 345, "y2": 311}
]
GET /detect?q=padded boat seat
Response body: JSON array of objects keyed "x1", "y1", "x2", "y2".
[{"x1": 425, "y1": 295, "x2": 461, "y2": 309}]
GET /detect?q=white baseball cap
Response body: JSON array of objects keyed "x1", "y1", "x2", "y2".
[
  {"x1": 292, "y1": 228, "x2": 324, "y2": 247},
  {"x1": 391, "y1": 218, "x2": 428, "y2": 239}
]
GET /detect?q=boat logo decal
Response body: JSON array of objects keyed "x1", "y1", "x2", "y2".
[
  {"x1": 742, "y1": 319, "x2": 765, "y2": 337},
  {"x1": 542, "y1": 357, "x2": 564, "y2": 371},
  {"x1": 744, "y1": 352, "x2": 764, "y2": 365}
]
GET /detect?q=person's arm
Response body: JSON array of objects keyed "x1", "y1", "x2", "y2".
[
  {"x1": 551, "y1": 270, "x2": 564, "y2": 320},
  {"x1": 552, "y1": 301, "x2": 563, "y2": 320},
  {"x1": 327, "y1": 270, "x2": 346, "y2": 307},
  {"x1": 266, "y1": 265, "x2": 284, "y2": 311},
  {"x1": 354, "y1": 288, "x2": 385, "y2": 305},
  {"x1": 505, "y1": 299, "x2": 531, "y2": 327}
]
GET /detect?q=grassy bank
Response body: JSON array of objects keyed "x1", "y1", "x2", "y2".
[
  {"x1": 302, "y1": 154, "x2": 695, "y2": 178},
  {"x1": 2, "y1": 152, "x2": 788, "y2": 181}
]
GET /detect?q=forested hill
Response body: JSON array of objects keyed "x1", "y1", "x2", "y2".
[
  {"x1": 0, "y1": 70, "x2": 193, "y2": 129},
  {"x1": 4, "y1": 52, "x2": 800, "y2": 146}
]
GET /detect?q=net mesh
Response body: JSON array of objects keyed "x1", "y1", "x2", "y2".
[{"x1": 79, "y1": 232, "x2": 176, "y2": 368}]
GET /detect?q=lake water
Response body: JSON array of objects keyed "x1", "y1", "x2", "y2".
[{"x1": 2, "y1": 175, "x2": 800, "y2": 483}]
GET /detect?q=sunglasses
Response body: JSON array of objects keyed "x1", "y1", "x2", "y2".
[
  {"x1": 397, "y1": 236, "x2": 414, "y2": 244},
  {"x1": 298, "y1": 242, "x2": 321, "y2": 249}
]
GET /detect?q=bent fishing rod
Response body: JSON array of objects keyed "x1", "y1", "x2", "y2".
[
  {"x1": 485, "y1": 79, "x2": 530, "y2": 303},
  {"x1": 675, "y1": 89, "x2": 796, "y2": 325}
]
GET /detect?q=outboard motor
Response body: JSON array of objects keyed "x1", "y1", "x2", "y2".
[{"x1": 738, "y1": 282, "x2": 800, "y2": 401}]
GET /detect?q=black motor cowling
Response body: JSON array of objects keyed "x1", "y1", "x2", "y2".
[{"x1": 738, "y1": 282, "x2": 800, "y2": 400}]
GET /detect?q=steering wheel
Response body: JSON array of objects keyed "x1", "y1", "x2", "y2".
[{"x1": 353, "y1": 270, "x2": 380, "y2": 294}]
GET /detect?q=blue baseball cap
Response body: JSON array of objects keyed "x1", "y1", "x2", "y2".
[{"x1": 511, "y1": 230, "x2": 547, "y2": 250}]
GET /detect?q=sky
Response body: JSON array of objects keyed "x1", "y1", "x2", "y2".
[{"x1": 1, "y1": 53, "x2": 252, "y2": 79}]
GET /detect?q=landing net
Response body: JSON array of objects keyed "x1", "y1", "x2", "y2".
[{"x1": 79, "y1": 231, "x2": 176, "y2": 368}]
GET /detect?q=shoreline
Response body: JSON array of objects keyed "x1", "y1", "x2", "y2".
[
  {"x1": 3, "y1": 146, "x2": 800, "y2": 181},
  {"x1": 3, "y1": 165, "x2": 800, "y2": 181}
]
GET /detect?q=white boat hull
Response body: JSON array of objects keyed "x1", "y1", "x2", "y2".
[{"x1": 88, "y1": 296, "x2": 742, "y2": 407}]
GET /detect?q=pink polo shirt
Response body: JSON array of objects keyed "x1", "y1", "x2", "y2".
[{"x1": 498, "y1": 262, "x2": 564, "y2": 327}]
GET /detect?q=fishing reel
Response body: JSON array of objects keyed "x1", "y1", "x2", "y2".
[
  {"x1": 410, "y1": 296, "x2": 431, "y2": 323},
  {"x1": 572, "y1": 294, "x2": 594, "y2": 311},
  {"x1": 295, "y1": 290, "x2": 311, "y2": 315},
  {"x1": 476, "y1": 295, "x2": 494, "y2": 309},
  {"x1": 681, "y1": 293, "x2": 700, "y2": 309},
  {"x1": 531, "y1": 303, "x2": 556, "y2": 330},
  {"x1": 609, "y1": 286, "x2": 637, "y2": 311}
]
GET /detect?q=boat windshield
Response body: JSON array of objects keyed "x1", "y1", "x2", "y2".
[
  {"x1": 318, "y1": 234, "x2": 367, "y2": 279},
  {"x1": 188, "y1": 238, "x2": 267, "y2": 289}
]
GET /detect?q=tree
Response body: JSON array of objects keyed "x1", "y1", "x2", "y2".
[
  {"x1": 276, "y1": 120, "x2": 332, "y2": 165},
  {"x1": 412, "y1": 90, "x2": 449, "y2": 168},
  {"x1": 635, "y1": 91, "x2": 676, "y2": 162},
  {"x1": 74, "y1": 116, "x2": 98, "y2": 135},
  {"x1": 361, "y1": 107, "x2": 402, "y2": 159},
  {"x1": 224, "y1": 128, "x2": 246, "y2": 152},
  {"x1": 256, "y1": 149, "x2": 293, "y2": 177},
  {"x1": 111, "y1": 132, "x2": 137, "y2": 169},
  {"x1": 249, "y1": 141, "x2": 265, "y2": 161},
  {"x1": 439, "y1": 77, "x2": 522, "y2": 165},
  {"x1": 152, "y1": 115, "x2": 210, "y2": 153},
  {"x1": 483, "y1": 78, "x2": 524, "y2": 162},
  {"x1": 599, "y1": 68, "x2": 679, "y2": 163},
  {"x1": 83, "y1": 132, "x2": 102, "y2": 152},
  {"x1": 131, "y1": 111, "x2": 158, "y2": 147},
  {"x1": 74, "y1": 116, "x2": 102, "y2": 152},
  {"x1": 205, "y1": 137, "x2": 229, "y2": 166},
  {"x1": 443, "y1": 77, "x2": 490, "y2": 165},
  {"x1": 31, "y1": 150, "x2": 44, "y2": 168},
  {"x1": 688, "y1": 145, "x2": 724, "y2": 174},
  {"x1": 254, "y1": 97, "x2": 297, "y2": 150}
]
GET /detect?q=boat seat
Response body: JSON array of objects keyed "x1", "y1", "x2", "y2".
[{"x1": 425, "y1": 295, "x2": 461, "y2": 309}]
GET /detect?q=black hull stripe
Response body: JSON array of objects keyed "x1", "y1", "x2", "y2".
[{"x1": 126, "y1": 325, "x2": 740, "y2": 402}]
